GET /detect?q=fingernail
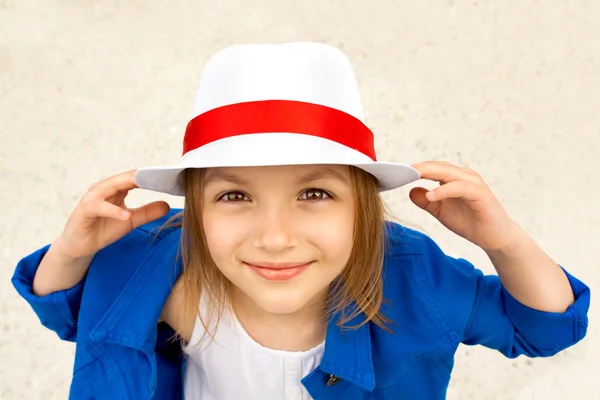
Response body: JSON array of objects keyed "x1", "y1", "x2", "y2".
[
  {"x1": 426, "y1": 191, "x2": 435, "y2": 200},
  {"x1": 121, "y1": 211, "x2": 130, "y2": 220}
]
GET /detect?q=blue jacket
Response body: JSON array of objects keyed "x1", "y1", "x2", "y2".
[{"x1": 12, "y1": 209, "x2": 590, "y2": 399}]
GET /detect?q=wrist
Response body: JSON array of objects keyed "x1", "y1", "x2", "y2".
[
  {"x1": 483, "y1": 221, "x2": 528, "y2": 259},
  {"x1": 51, "y1": 236, "x2": 92, "y2": 264},
  {"x1": 33, "y1": 239, "x2": 94, "y2": 297}
]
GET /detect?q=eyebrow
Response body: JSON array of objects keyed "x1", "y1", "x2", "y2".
[
  {"x1": 203, "y1": 171, "x2": 249, "y2": 186},
  {"x1": 295, "y1": 168, "x2": 349, "y2": 185}
]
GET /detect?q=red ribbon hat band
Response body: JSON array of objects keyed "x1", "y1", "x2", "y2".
[{"x1": 182, "y1": 99, "x2": 377, "y2": 161}]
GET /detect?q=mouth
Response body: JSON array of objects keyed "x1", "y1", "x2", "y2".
[{"x1": 243, "y1": 261, "x2": 313, "y2": 281}]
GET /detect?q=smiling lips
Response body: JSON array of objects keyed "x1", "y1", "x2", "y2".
[{"x1": 244, "y1": 261, "x2": 313, "y2": 281}]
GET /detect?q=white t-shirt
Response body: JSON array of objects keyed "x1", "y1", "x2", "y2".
[{"x1": 182, "y1": 300, "x2": 325, "y2": 400}]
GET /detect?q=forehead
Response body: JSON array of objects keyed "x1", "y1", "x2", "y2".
[{"x1": 203, "y1": 164, "x2": 351, "y2": 185}]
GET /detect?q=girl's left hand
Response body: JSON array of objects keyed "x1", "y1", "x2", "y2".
[{"x1": 409, "y1": 161, "x2": 517, "y2": 252}]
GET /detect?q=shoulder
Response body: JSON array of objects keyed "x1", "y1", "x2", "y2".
[
  {"x1": 382, "y1": 219, "x2": 480, "y2": 292},
  {"x1": 383, "y1": 220, "x2": 437, "y2": 257},
  {"x1": 97, "y1": 208, "x2": 183, "y2": 258},
  {"x1": 382, "y1": 221, "x2": 480, "y2": 335},
  {"x1": 383, "y1": 220, "x2": 472, "y2": 268},
  {"x1": 77, "y1": 209, "x2": 185, "y2": 338},
  {"x1": 381, "y1": 220, "x2": 442, "y2": 290},
  {"x1": 84, "y1": 208, "x2": 184, "y2": 292},
  {"x1": 135, "y1": 208, "x2": 183, "y2": 239}
]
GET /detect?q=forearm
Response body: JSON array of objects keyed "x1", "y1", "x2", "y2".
[
  {"x1": 32, "y1": 238, "x2": 94, "y2": 297},
  {"x1": 485, "y1": 222, "x2": 575, "y2": 313}
]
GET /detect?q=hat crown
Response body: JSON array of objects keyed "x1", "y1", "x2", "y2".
[{"x1": 192, "y1": 42, "x2": 365, "y2": 122}]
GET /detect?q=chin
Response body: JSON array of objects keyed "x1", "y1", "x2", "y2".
[{"x1": 250, "y1": 288, "x2": 315, "y2": 315}]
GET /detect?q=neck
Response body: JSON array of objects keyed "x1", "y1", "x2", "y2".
[{"x1": 230, "y1": 287, "x2": 328, "y2": 352}]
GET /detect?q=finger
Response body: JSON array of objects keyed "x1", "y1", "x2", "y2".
[
  {"x1": 81, "y1": 200, "x2": 131, "y2": 221},
  {"x1": 411, "y1": 161, "x2": 481, "y2": 185},
  {"x1": 409, "y1": 187, "x2": 442, "y2": 217},
  {"x1": 460, "y1": 166, "x2": 481, "y2": 178},
  {"x1": 87, "y1": 170, "x2": 139, "y2": 200},
  {"x1": 426, "y1": 181, "x2": 481, "y2": 202},
  {"x1": 128, "y1": 201, "x2": 171, "y2": 229}
]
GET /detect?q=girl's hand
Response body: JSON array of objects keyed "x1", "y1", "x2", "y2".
[
  {"x1": 409, "y1": 161, "x2": 517, "y2": 252},
  {"x1": 55, "y1": 170, "x2": 171, "y2": 260}
]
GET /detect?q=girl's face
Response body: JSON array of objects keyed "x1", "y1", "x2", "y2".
[{"x1": 202, "y1": 164, "x2": 355, "y2": 315}]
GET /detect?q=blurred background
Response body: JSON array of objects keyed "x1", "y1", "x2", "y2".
[{"x1": 1, "y1": 1, "x2": 598, "y2": 399}]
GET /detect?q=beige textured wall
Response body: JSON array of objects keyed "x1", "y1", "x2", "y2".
[{"x1": 1, "y1": 1, "x2": 598, "y2": 399}]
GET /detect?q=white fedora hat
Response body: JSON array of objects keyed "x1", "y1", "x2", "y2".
[{"x1": 134, "y1": 42, "x2": 419, "y2": 196}]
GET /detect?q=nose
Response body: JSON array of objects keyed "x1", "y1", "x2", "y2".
[{"x1": 252, "y1": 207, "x2": 296, "y2": 253}]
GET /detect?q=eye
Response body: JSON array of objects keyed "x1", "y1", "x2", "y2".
[
  {"x1": 299, "y1": 188, "x2": 331, "y2": 201},
  {"x1": 218, "y1": 191, "x2": 250, "y2": 202}
]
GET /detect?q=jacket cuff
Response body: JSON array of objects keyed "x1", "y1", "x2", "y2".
[
  {"x1": 11, "y1": 245, "x2": 85, "y2": 340},
  {"x1": 502, "y1": 267, "x2": 590, "y2": 352}
]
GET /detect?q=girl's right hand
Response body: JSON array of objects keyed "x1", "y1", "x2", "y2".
[{"x1": 54, "y1": 169, "x2": 171, "y2": 260}]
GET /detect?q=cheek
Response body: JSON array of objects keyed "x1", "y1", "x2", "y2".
[
  {"x1": 302, "y1": 209, "x2": 354, "y2": 266},
  {"x1": 202, "y1": 212, "x2": 243, "y2": 263}
]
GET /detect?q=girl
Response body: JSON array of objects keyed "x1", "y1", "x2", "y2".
[{"x1": 12, "y1": 42, "x2": 590, "y2": 400}]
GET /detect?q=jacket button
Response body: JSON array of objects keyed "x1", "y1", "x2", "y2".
[{"x1": 326, "y1": 374, "x2": 341, "y2": 386}]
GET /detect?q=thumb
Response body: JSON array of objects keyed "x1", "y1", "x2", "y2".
[
  {"x1": 128, "y1": 201, "x2": 171, "y2": 229},
  {"x1": 409, "y1": 187, "x2": 438, "y2": 216}
]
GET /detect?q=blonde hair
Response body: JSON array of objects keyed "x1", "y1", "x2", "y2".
[{"x1": 160, "y1": 165, "x2": 392, "y2": 342}]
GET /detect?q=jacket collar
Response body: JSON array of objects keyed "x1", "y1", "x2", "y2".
[
  {"x1": 89, "y1": 228, "x2": 183, "y2": 354},
  {"x1": 319, "y1": 309, "x2": 376, "y2": 391}
]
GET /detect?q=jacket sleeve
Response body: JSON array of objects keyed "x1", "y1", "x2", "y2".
[
  {"x1": 420, "y1": 235, "x2": 590, "y2": 358},
  {"x1": 11, "y1": 244, "x2": 86, "y2": 342}
]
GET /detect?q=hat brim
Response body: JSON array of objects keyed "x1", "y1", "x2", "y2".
[{"x1": 134, "y1": 133, "x2": 420, "y2": 196}]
